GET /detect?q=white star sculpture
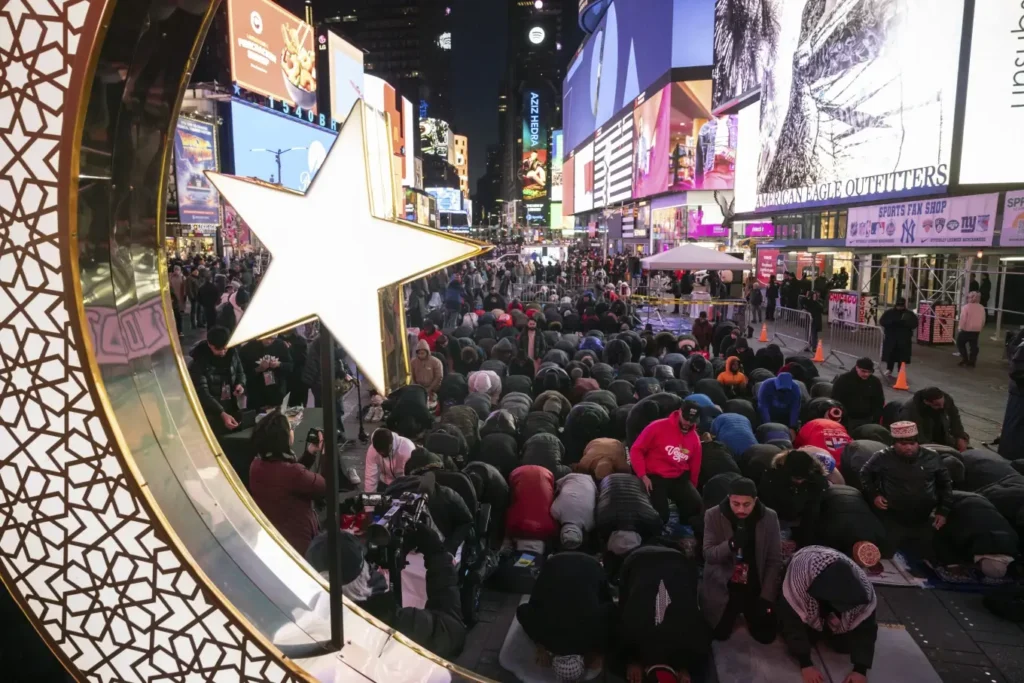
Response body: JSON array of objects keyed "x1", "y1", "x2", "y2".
[{"x1": 206, "y1": 102, "x2": 487, "y2": 392}]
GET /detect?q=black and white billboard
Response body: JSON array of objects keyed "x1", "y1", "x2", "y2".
[
  {"x1": 754, "y1": 0, "x2": 964, "y2": 212},
  {"x1": 712, "y1": 0, "x2": 779, "y2": 109},
  {"x1": 593, "y1": 113, "x2": 634, "y2": 208}
]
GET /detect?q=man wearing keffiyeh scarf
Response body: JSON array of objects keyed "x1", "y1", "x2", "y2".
[{"x1": 778, "y1": 546, "x2": 878, "y2": 683}]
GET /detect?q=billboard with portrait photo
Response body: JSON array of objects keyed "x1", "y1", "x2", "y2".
[
  {"x1": 227, "y1": 0, "x2": 317, "y2": 112},
  {"x1": 756, "y1": 0, "x2": 964, "y2": 212},
  {"x1": 551, "y1": 130, "x2": 564, "y2": 202},
  {"x1": 522, "y1": 90, "x2": 549, "y2": 200}
]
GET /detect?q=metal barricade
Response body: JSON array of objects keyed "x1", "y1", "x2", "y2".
[
  {"x1": 630, "y1": 295, "x2": 749, "y2": 334},
  {"x1": 824, "y1": 318, "x2": 884, "y2": 368},
  {"x1": 770, "y1": 307, "x2": 812, "y2": 349}
]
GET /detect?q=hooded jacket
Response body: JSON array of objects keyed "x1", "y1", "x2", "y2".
[
  {"x1": 813, "y1": 485, "x2": 887, "y2": 558},
  {"x1": 550, "y1": 473, "x2": 598, "y2": 532},
  {"x1": 711, "y1": 412, "x2": 758, "y2": 458},
  {"x1": 411, "y1": 340, "x2": 444, "y2": 393},
  {"x1": 681, "y1": 354, "x2": 713, "y2": 387},
  {"x1": 630, "y1": 409, "x2": 703, "y2": 486},
  {"x1": 578, "y1": 438, "x2": 631, "y2": 481},
  {"x1": 717, "y1": 356, "x2": 747, "y2": 388},
  {"x1": 796, "y1": 419, "x2": 852, "y2": 465},
  {"x1": 692, "y1": 317, "x2": 714, "y2": 349},
  {"x1": 757, "y1": 373, "x2": 802, "y2": 428},
  {"x1": 521, "y1": 433, "x2": 569, "y2": 479},
  {"x1": 505, "y1": 465, "x2": 558, "y2": 540}
]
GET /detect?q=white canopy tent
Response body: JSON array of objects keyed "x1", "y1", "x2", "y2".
[{"x1": 640, "y1": 243, "x2": 749, "y2": 271}]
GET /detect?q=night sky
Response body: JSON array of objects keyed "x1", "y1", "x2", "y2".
[{"x1": 451, "y1": 0, "x2": 508, "y2": 191}]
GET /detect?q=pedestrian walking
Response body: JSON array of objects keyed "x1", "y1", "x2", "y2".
[
  {"x1": 956, "y1": 291, "x2": 985, "y2": 367},
  {"x1": 879, "y1": 298, "x2": 917, "y2": 379}
]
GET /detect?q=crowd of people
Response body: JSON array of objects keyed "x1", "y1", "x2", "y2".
[{"x1": 176, "y1": 246, "x2": 1022, "y2": 682}]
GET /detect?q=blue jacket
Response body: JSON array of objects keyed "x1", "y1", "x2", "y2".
[
  {"x1": 444, "y1": 279, "x2": 464, "y2": 310},
  {"x1": 711, "y1": 413, "x2": 758, "y2": 458},
  {"x1": 757, "y1": 372, "x2": 801, "y2": 428}
]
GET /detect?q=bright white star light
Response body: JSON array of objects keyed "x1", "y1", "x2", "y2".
[{"x1": 206, "y1": 102, "x2": 487, "y2": 392}]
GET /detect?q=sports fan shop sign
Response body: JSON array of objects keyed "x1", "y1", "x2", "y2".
[{"x1": 846, "y1": 194, "x2": 999, "y2": 248}]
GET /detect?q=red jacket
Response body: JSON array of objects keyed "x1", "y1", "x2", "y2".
[
  {"x1": 795, "y1": 418, "x2": 852, "y2": 465},
  {"x1": 630, "y1": 410, "x2": 703, "y2": 486},
  {"x1": 250, "y1": 458, "x2": 325, "y2": 556},
  {"x1": 505, "y1": 465, "x2": 557, "y2": 540},
  {"x1": 418, "y1": 328, "x2": 442, "y2": 351}
]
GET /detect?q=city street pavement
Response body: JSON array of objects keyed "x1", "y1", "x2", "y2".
[{"x1": 181, "y1": 321, "x2": 1024, "y2": 683}]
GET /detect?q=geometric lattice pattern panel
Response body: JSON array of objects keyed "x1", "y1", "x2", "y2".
[{"x1": 0, "y1": 2, "x2": 305, "y2": 681}]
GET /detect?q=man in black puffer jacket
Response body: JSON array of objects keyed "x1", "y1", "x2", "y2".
[
  {"x1": 814, "y1": 485, "x2": 887, "y2": 566},
  {"x1": 522, "y1": 433, "x2": 571, "y2": 479},
  {"x1": 860, "y1": 421, "x2": 953, "y2": 559},
  {"x1": 934, "y1": 491, "x2": 1019, "y2": 576},
  {"x1": 595, "y1": 473, "x2": 664, "y2": 546}
]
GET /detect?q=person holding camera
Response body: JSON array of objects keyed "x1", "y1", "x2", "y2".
[
  {"x1": 248, "y1": 410, "x2": 328, "y2": 556},
  {"x1": 305, "y1": 522, "x2": 466, "y2": 659}
]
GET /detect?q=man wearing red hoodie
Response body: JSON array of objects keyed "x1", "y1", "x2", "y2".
[{"x1": 631, "y1": 401, "x2": 704, "y2": 525}]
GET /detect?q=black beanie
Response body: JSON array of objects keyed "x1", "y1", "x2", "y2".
[{"x1": 728, "y1": 477, "x2": 758, "y2": 498}]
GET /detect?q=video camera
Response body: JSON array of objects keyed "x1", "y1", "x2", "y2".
[{"x1": 354, "y1": 491, "x2": 429, "y2": 550}]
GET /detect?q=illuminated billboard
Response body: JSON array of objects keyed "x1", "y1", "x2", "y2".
[
  {"x1": 668, "y1": 80, "x2": 735, "y2": 192},
  {"x1": 711, "y1": 0, "x2": 777, "y2": 109},
  {"x1": 755, "y1": 0, "x2": 963, "y2": 211},
  {"x1": 229, "y1": 99, "x2": 337, "y2": 192},
  {"x1": 593, "y1": 112, "x2": 633, "y2": 207},
  {"x1": 327, "y1": 31, "x2": 364, "y2": 122},
  {"x1": 563, "y1": 151, "x2": 575, "y2": 215},
  {"x1": 562, "y1": 0, "x2": 714, "y2": 153},
  {"x1": 959, "y1": 2, "x2": 1024, "y2": 185},
  {"x1": 522, "y1": 89, "x2": 549, "y2": 201},
  {"x1": 632, "y1": 85, "x2": 671, "y2": 199},
  {"x1": 227, "y1": 0, "x2": 317, "y2": 112},
  {"x1": 551, "y1": 130, "x2": 564, "y2": 202},
  {"x1": 173, "y1": 118, "x2": 220, "y2": 225},
  {"x1": 426, "y1": 187, "x2": 462, "y2": 213},
  {"x1": 420, "y1": 117, "x2": 451, "y2": 158},
  {"x1": 574, "y1": 143, "x2": 595, "y2": 212}
]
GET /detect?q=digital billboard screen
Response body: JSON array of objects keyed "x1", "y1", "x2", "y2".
[
  {"x1": 668, "y1": 80, "x2": 735, "y2": 192},
  {"x1": 563, "y1": 151, "x2": 575, "y2": 216},
  {"x1": 711, "y1": 0, "x2": 778, "y2": 109},
  {"x1": 593, "y1": 112, "x2": 633, "y2": 207},
  {"x1": 551, "y1": 130, "x2": 564, "y2": 202},
  {"x1": 229, "y1": 99, "x2": 337, "y2": 193},
  {"x1": 173, "y1": 118, "x2": 220, "y2": 225},
  {"x1": 327, "y1": 31, "x2": 364, "y2": 122},
  {"x1": 632, "y1": 85, "x2": 671, "y2": 199},
  {"x1": 574, "y1": 143, "x2": 594, "y2": 212},
  {"x1": 755, "y1": 0, "x2": 964, "y2": 211},
  {"x1": 228, "y1": 0, "x2": 317, "y2": 112},
  {"x1": 426, "y1": 187, "x2": 462, "y2": 213},
  {"x1": 562, "y1": 0, "x2": 714, "y2": 153},
  {"x1": 420, "y1": 117, "x2": 451, "y2": 158},
  {"x1": 959, "y1": 2, "x2": 1024, "y2": 185},
  {"x1": 522, "y1": 89, "x2": 549, "y2": 201}
]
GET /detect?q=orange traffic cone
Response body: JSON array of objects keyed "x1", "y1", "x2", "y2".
[
  {"x1": 759, "y1": 323, "x2": 769, "y2": 343},
  {"x1": 893, "y1": 363, "x2": 910, "y2": 391},
  {"x1": 812, "y1": 339, "x2": 825, "y2": 363}
]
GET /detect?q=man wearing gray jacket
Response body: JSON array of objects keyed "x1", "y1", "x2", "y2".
[{"x1": 702, "y1": 477, "x2": 783, "y2": 644}]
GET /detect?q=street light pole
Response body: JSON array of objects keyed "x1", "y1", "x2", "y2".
[
  {"x1": 319, "y1": 327, "x2": 343, "y2": 650},
  {"x1": 250, "y1": 147, "x2": 307, "y2": 186}
]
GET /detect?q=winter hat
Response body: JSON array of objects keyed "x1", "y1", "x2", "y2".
[
  {"x1": 643, "y1": 666, "x2": 682, "y2": 683},
  {"x1": 560, "y1": 523, "x2": 584, "y2": 550},
  {"x1": 890, "y1": 421, "x2": 919, "y2": 441},
  {"x1": 552, "y1": 654, "x2": 585, "y2": 683},
  {"x1": 855, "y1": 357, "x2": 875, "y2": 371},
  {"x1": 607, "y1": 530, "x2": 642, "y2": 556},
  {"x1": 728, "y1": 477, "x2": 758, "y2": 498}
]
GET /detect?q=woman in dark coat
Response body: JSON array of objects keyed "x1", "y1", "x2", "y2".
[{"x1": 879, "y1": 298, "x2": 918, "y2": 377}]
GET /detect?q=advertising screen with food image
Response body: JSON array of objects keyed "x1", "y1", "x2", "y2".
[
  {"x1": 173, "y1": 117, "x2": 221, "y2": 225},
  {"x1": 668, "y1": 80, "x2": 737, "y2": 192},
  {"x1": 522, "y1": 90, "x2": 549, "y2": 201},
  {"x1": 229, "y1": 99, "x2": 337, "y2": 193},
  {"x1": 228, "y1": 0, "x2": 317, "y2": 112},
  {"x1": 755, "y1": 0, "x2": 963, "y2": 211}
]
